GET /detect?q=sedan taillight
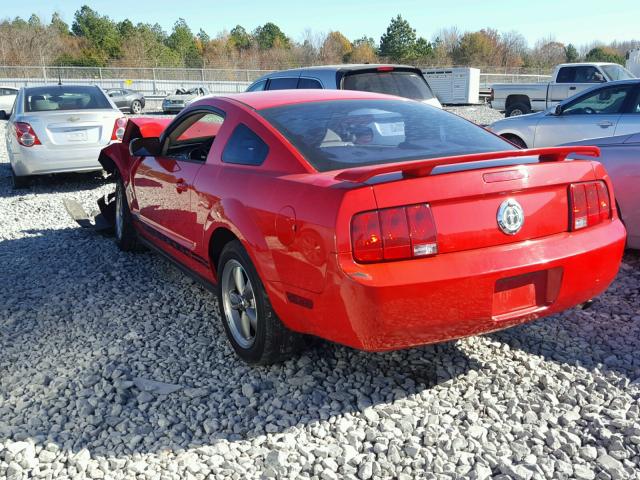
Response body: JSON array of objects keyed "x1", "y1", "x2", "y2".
[
  {"x1": 569, "y1": 181, "x2": 611, "y2": 231},
  {"x1": 111, "y1": 117, "x2": 127, "y2": 141},
  {"x1": 14, "y1": 122, "x2": 41, "y2": 147},
  {"x1": 351, "y1": 204, "x2": 438, "y2": 263}
]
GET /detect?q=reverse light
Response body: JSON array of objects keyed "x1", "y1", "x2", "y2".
[
  {"x1": 111, "y1": 117, "x2": 127, "y2": 141},
  {"x1": 569, "y1": 181, "x2": 611, "y2": 231},
  {"x1": 351, "y1": 204, "x2": 438, "y2": 263},
  {"x1": 14, "y1": 122, "x2": 41, "y2": 147}
]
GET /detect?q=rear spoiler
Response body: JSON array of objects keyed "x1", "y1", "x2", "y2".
[{"x1": 334, "y1": 146, "x2": 601, "y2": 183}]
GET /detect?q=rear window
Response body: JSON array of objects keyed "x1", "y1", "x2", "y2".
[
  {"x1": 25, "y1": 85, "x2": 111, "y2": 112},
  {"x1": 342, "y1": 71, "x2": 435, "y2": 101},
  {"x1": 260, "y1": 99, "x2": 514, "y2": 172}
]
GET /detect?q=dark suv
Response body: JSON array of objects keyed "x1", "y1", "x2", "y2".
[{"x1": 247, "y1": 64, "x2": 442, "y2": 108}]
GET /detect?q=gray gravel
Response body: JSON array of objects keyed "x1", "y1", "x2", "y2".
[{"x1": 1, "y1": 107, "x2": 640, "y2": 479}]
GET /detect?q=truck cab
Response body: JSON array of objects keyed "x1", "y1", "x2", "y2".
[{"x1": 491, "y1": 62, "x2": 636, "y2": 117}]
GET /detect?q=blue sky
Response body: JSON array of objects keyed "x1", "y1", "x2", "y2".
[{"x1": 4, "y1": 0, "x2": 639, "y2": 47}]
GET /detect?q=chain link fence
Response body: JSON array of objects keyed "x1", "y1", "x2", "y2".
[{"x1": 0, "y1": 65, "x2": 552, "y2": 100}]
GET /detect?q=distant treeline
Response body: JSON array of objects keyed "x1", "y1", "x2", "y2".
[{"x1": 0, "y1": 7, "x2": 637, "y2": 70}]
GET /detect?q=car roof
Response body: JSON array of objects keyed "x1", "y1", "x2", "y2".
[
  {"x1": 555, "y1": 62, "x2": 624, "y2": 68},
  {"x1": 218, "y1": 89, "x2": 405, "y2": 110},
  {"x1": 280, "y1": 64, "x2": 421, "y2": 72}
]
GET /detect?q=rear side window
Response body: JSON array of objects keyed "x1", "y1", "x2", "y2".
[
  {"x1": 342, "y1": 71, "x2": 435, "y2": 101},
  {"x1": 260, "y1": 99, "x2": 513, "y2": 172},
  {"x1": 268, "y1": 77, "x2": 299, "y2": 90},
  {"x1": 556, "y1": 67, "x2": 575, "y2": 83},
  {"x1": 24, "y1": 85, "x2": 111, "y2": 112},
  {"x1": 298, "y1": 78, "x2": 322, "y2": 89},
  {"x1": 222, "y1": 124, "x2": 269, "y2": 166}
]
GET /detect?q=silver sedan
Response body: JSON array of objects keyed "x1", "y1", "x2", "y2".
[
  {"x1": 489, "y1": 80, "x2": 640, "y2": 148},
  {"x1": 5, "y1": 84, "x2": 125, "y2": 188},
  {"x1": 564, "y1": 132, "x2": 640, "y2": 249}
]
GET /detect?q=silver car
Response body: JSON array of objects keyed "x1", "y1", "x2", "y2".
[
  {"x1": 6, "y1": 84, "x2": 125, "y2": 188},
  {"x1": 162, "y1": 87, "x2": 209, "y2": 113},
  {"x1": 564, "y1": 132, "x2": 640, "y2": 249},
  {"x1": 489, "y1": 80, "x2": 640, "y2": 148}
]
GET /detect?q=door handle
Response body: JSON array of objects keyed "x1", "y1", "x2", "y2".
[
  {"x1": 176, "y1": 179, "x2": 189, "y2": 193},
  {"x1": 569, "y1": 86, "x2": 576, "y2": 90},
  {"x1": 597, "y1": 121, "x2": 614, "y2": 128}
]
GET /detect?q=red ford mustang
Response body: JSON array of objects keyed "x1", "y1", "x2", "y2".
[{"x1": 97, "y1": 90, "x2": 626, "y2": 364}]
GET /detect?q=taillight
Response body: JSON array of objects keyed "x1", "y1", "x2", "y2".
[
  {"x1": 111, "y1": 117, "x2": 127, "y2": 141},
  {"x1": 351, "y1": 204, "x2": 437, "y2": 263},
  {"x1": 14, "y1": 122, "x2": 41, "y2": 147},
  {"x1": 569, "y1": 181, "x2": 611, "y2": 231}
]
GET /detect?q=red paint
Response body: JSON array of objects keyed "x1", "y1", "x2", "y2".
[{"x1": 100, "y1": 90, "x2": 626, "y2": 352}]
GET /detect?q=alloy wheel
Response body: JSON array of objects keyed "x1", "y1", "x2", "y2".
[{"x1": 221, "y1": 260, "x2": 258, "y2": 349}]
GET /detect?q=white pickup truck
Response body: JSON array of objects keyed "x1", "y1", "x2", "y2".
[{"x1": 490, "y1": 62, "x2": 636, "y2": 117}]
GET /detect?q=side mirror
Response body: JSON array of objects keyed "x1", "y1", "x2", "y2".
[
  {"x1": 554, "y1": 104, "x2": 564, "y2": 116},
  {"x1": 129, "y1": 137, "x2": 161, "y2": 157}
]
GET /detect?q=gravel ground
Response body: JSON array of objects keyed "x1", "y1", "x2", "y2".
[{"x1": 1, "y1": 107, "x2": 639, "y2": 480}]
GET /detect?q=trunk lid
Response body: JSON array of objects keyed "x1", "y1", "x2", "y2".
[
  {"x1": 20, "y1": 110, "x2": 120, "y2": 149},
  {"x1": 339, "y1": 148, "x2": 599, "y2": 254}
]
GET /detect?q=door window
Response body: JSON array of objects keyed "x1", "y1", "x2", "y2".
[
  {"x1": 298, "y1": 78, "x2": 322, "y2": 89},
  {"x1": 562, "y1": 85, "x2": 632, "y2": 115},
  {"x1": 267, "y1": 77, "x2": 299, "y2": 90},
  {"x1": 628, "y1": 89, "x2": 640, "y2": 113},
  {"x1": 165, "y1": 110, "x2": 225, "y2": 162}
]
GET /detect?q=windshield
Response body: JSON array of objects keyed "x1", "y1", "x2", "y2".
[
  {"x1": 260, "y1": 99, "x2": 514, "y2": 172},
  {"x1": 342, "y1": 71, "x2": 436, "y2": 101},
  {"x1": 602, "y1": 65, "x2": 635, "y2": 81},
  {"x1": 24, "y1": 85, "x2": 111, "y2": 112}
]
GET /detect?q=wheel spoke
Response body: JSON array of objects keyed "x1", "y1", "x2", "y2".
[
  {"x1": 233, "y1": 266, "x2": 245, "y2": 294},
  {"x1": 242, "y1": 281, "x2": 254, "y2": 301},
  {"x1": 240, "y1": 311, "x2": 252, "y2": 339},
  {"x1": 245, "y1": 308, "x2": 258, "y2": 330}
]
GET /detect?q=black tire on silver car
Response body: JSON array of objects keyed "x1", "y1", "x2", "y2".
[
  {"x1": 217, "y1": 240, "x2": 303, "y2": 365},
  {"x1": 114, "y1": 173, "x2": 137, "y2": 251},
  {"x1": 505, "y1": 102, "x2": 531, "y2": 117},
  {"x1": 131, "y1": 100, "x2": 143, "y2": 114}
]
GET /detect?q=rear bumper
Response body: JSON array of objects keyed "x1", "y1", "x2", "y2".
[
  {"x1": 270, "y1": 219, "x2": 626, "y2": 351},
  {"x1": 10, "y1": 143, "x2": 110, "y2": 176}
]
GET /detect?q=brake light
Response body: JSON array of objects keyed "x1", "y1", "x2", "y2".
[
  {"x1": 351, "y1": 204, "x2": 437, "y2": 263},
  {"x1": 377, "y1": 66, "x2": 394, "y2": 72},
  {"x1": 14, "y1": 122, "x2": 41, "y2": 147},
  {"x1": 111, "y1": 117, "x2": 127, "y2": 141},
  {"x1": 569, "y1": 181, "x2": 611, "y2": 231}
]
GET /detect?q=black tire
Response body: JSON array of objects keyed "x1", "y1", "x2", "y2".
[
  {"x1": 114, "y1": 174, "x2": 138, "y2": 251},
  {"x1": 505, "y1": 102, "x2": 531, "y2": 117},
  {"x1": 131, "y1": 100, "x2": 143, "y2": 114},
  {"x1": 501, "y1": 134, "x2": 527, "y2": 149},
  {"x1": 217, "y1": 240, "x2": 304, "y2": 365},
  {"x1": 11, "y1": 167, "x2": 30, "y2": 189}
]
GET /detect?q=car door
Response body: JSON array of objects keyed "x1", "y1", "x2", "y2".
[
  {"x1": 532, "y1": 84, "x2": 634, "y2": 147},
  {"x1": 613, "y1": 85, "x2": 640, "y2": 136},
  {"x1": 107, "y1": 90, "x2": 124, "y2": 108},
  {"x1": 132, "y1": 108, "x2": 225, "y2": 251}
]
